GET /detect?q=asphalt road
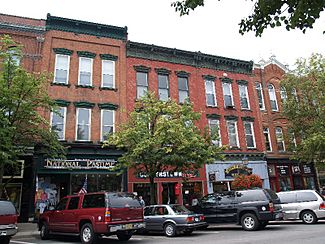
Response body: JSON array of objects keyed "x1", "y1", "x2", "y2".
[{"x1": 11, "y1": 221, "x2": 325, "y2": 244}]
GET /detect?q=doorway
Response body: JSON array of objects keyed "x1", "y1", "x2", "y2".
[{"x1": 162, "y1": 183, "x2": 176, "y2": 204}]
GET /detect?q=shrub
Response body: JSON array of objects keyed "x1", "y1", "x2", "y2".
[{"x1": 231, "y1": 174, "x2": 263, "y2": 190}]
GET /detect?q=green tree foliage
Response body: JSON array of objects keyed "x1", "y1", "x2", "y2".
[
  {"x1": 281, "y1": 53, "x2": 325, "y2": 163},
  {"x1": 0, "y1": 35, "x2": 65, "y2": 197},
  {"x1": 172, "y1": 0, "x2": 325, "y2": 36},
  {"x1": 104, "y1": 93, "x2": 224, "y2": 204}
]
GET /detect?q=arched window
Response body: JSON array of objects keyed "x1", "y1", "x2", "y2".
[
  {"x1": 268, "y1": 84, "x2": 278, "y2": 111},
  {"x1": 280, "y1": 86, "x2": 287, "y2": 103}
]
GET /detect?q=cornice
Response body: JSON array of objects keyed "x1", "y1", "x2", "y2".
[
  {"x1": 203, "y1": 75, "x2": 216, "y2": 81},
  {"x1": 236, "y1": 79, "x2": 248, "y2": 85},
  {"x1": 73, "y1": 101, "x2": 95, "y2": 108},
  {"x1": 77, "y1": 51, "x2": 96, "y2": 58},
  {"x1": 134, "y1": 65, "x2": 151, "y2": 72},
  {"x1": 175, "y1": 71, "x2": 190, "y2": 78},
  {"x1": 206, "y1": 114, "x2": 221, "y2": 119},
  {"x1": 98, "y1": 103, "x2": 119, "y2": 110},
  {"x1": 53, "y1": 48, "x2": 73, "y2": 55},
  {"x1": 100, "y1": 54, "x2": 118, "y2": 61},
  {"x1": 55, "y1": 99, "x2": 70, "y2": 107}
]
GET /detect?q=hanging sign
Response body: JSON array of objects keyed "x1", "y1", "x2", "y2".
[{"x1": 224, "y1": 164, "x2": 252, "y2": 179}]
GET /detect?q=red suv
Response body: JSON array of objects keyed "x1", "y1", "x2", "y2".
[
  {"x1": 0, "y1": 200, "x2": 18, "y2": 244},
  {"x1": 38, "y1": 192, "x2": 145, "y2": 244}
]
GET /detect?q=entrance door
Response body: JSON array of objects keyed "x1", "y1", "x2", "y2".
[{"x1": 162, "y1": 183, "x2": 176, "y2": 204}]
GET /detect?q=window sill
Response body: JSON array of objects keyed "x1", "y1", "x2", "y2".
[
  {"x1": 247, "y1": 147, "x2": 257, "y2": 150},
  {"x1": 206, "y1": 105, "x2": 218, "y2": 108},
  {"x1": 229, "y1": 146, "x2": 241, "y2": 150},
  {"x1": 225, "y1": 105, "x2": 235, "y2": 110},
  {"x1": 51, "y1": 82, "x2": 70, "y2": 87},
  {"x1": 241, "y1": 109, "x2": 252, "y2": 112},
  {"x1": 73, "y1": 140, "x2": 93, "y2": 143},
  {"x1": 75, "y1": 85, "x2": 95, "y2": 89},
  {"x1": 99, "y1": 87, "x2": 118, "y2": 92}
]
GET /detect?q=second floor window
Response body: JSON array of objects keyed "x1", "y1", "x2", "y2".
[
  {"x1": 50, "y1": 107, "x2": 66, "y2": 140},
  {"x1": 208, "y1": 119, "x2": 221, "y2": 147},
  {"x1": 222, "y1": 82, "x2": 234, "y2": 107},
  {"x1": 244, "y1": 122, "x2": 256, "y2": 148},
  {"x1": 227, "y1": 120, "x2": 239, "y2": 148},
  {"x1": 205, "y1": 80, "x2": 216, "y2": 106},
  {"x1": 54, "y1": 54, "x2": 69, "y2": 84},
  {"x1": 76, "y1": 108, "x2": 91, "y2": 141},
  {"x1": 136, "y1": 72, "x2": 148, "y2": 99},
  {"x1": 255, "y1": 82, "x2": 265, "y2": 110},
  {"x1": 102, "y1": 60, "x2": 115, "y2": 88},
  {"x1": 280, "y1": 86, "x2": 287, "y2": 103},
  {"x1": 239, "y1": 84, "x2": 250, "y2": 109},
  {"x1": 79, "y1": 57, "x2": 93, "y2": 86},
  {"x1": 101, "y1": 110, "x2": 114, "y2": 141},
  {"x1": 275, "y1": 127, "x2": 285, "y2": 152},
  {"x1": 268, "y1": 84, "x2": 278, "y2": 111},
  {"x1": 263, "y1": 127, "x2": 272, "y2": 152},
  {"x1": 178, "y1": 77, "x2": 189, "y2": 103},
  {"x1": 158, "y1": 74, "x2": 169, "y2": 101}
]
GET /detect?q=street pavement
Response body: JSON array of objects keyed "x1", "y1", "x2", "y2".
[{"x1": 11, "y1": 220, "x2": 325, "y2": 244}]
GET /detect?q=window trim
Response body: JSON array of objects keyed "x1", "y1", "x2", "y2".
[
  {"x1": 100, "y1": 109, "x2": 115, "y2": 142},
  {"x1": 263, "y1": 127, "x2": 272, "y2": 152},
  {"x1": 239, "y1": 84, "x2": 250, "y2": 110},
  {"x1": 50, "y1": 106, "x2": 67, "y2": 141},
  {"x1": 101, "y1": 60, "x2": 115, "y2": 88},
  {"x1": 54, "y1": 54, "x2": 70, "y2": 84},
  {"x1": 205, "y1": 79, "x2": 217, "y2": 107},
  {"x1": 222, "y1": 82, "x2": 234, "y2": 108},
  {"x1": 226, "y1": 120, "x2": 239, "y2": 148},
  {"x1": 268, "y1": 84, "x2": 278, "y2": 112},
  {"x1": 78, "y1": 57, "x2": 93, "y2": 86},
  {"x1": 244, "y1": 121, "x2": 256, "y2": 149},
  {"x1": 255, "y1": 82, "x2": 265, "y2": 110},
  {"x1": 75, "y1": 108, "x2": 91, "y2": 141}
]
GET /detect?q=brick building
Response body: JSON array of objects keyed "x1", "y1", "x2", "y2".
[{"x1": 253, "y1": 56, "x2": 317, "y2": 192}]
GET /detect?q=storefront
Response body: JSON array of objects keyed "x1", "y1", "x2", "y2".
[
  {"x1": 267, "y1": 159, "x2": 318, "y2": 192},
  {"x1": 206, "y1": 153, "x2": 269, "y2": 194},
  {"x1": 128, "y1": 167, "x2": 207, "y2": 207}
]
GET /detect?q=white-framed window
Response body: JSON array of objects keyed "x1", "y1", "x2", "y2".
[
  {"x1": 54, "y1": 54, "x2": 70, "y2": 84},
  {"x1": 275, "y1": 127, "x2": 285, "y2": 152},
  {"x1": 263, "y1": 127, "x2": 272, "y2": 152},
  {"x1": 136, "y1": 71, "x2": 148, "y2": 99},
  {"x1": 101, "y1": 110, "x2": 115, "y2": 141},
  {"x1": 288, "y1": 129, "x2": 297, "y2": 151},
  {"x1": 222, "y1": 82, "x2": 234, "y2": 107},
  {"x1": 158, "y1": 74, "x2": 170, "y2": 101},
  {"x1": 178, "y1": 76, "x2": 189, "y2": 103},
  {"x1": 268, "y1": 84, "x2": 278, "y2": 111},
  {"x1": 50, "y1": 107, "x2": 67, "y2": 140},
  {"x1": 244, "y1": 121, "x2": 256, "y2": 148},
  {"x1": 78, "y1": 57, "x2": 93, "y2": 86},
  {"x1": 255, "y1": 82, "x2": 265, "y2": 110},
  {"x1": 239, "y1": 84, "x2": 250, "y2": 109},
  {"x1": 205, "y1": 80, "x2": 217, "y2": 106},
  {"x1": 76, "y1": 108, "x2": 91, "y2": 141},
  {"x1": 208, "y1": 119, "x2": 221, "y2": 147},
  {"x1": 227, "y1": 120, "x2": 239, "y2": 148},
  {"x1": 280, "y1": 86, "x2": 287, "y2": 103},
  {"x1": 102, "y1": 60, "x2": 115, "y2": 88}
]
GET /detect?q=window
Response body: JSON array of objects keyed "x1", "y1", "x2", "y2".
[
  {"x1": 101, "y1": 110, "x2": 114, "y2": 141},
  {"x1": 68, "y1": 197, "x2": 80, "y2": 210},
  {"x1": 268, "y1": 84, "x2": 278, "y2": 111},
  {"x1": 55, "y1": 198, "x2": 68, "y2": 211},
  {"x1": 292, "y1": 88, "x2": 299, "y2": 102},
  {"x1": 222, "y1": 82, "x2": 234, "y2": 107},
  {"x1": 136, "y1": 72, "x2": 148, "y2": 99},
  {"x1": 236, "y1": 190, "x2": 267, "y2": 202},
  {"x1": 263, "y1": 127, "x2": 272, "y2": 152},
  {"x1": 54, "y1": 54, "x2": 70, "y2": 84},
  {"x1": 76, "y1": 108, "x2": 91, "y2": 141},
  {"x1": 288, "y1": 129, "x2": 297, "y2": 150},
  {"x1": 7, "y1": 47, "x2": 20, "y2": 66},
  {"x1": 278, "y1": 193, "x2": 296, "y2": 204},
  {"x1": 50, "y1": 107, "x2": 66, "y2": 140},
  {"x1": 78, "y1": 57, "x2": 93, "y2": 86},
  {"x1": 154, "y1": 206, "x2": 169, "y2": 215},
  {"x1": 82, "y1": 194, "x2": 105, "y2": 208},
  {"x1": 227, "y1": 120, "x2": 239, "y2": 147},
  {"x1": 107, "y1": 193, "x2": 141, "y2": 208},
  {"x1": 158, "y1": 74, "x2": 169, "y2": 101},
  {"x1": 102, "y1": 60, "x2": 115, "y2": 88},
  {"x1": 255, "y1": 82, "x2": 265, "y2": 110},
  {"x1": 178, "y1": 77, "x2": 189, "y2": 103},
  {"x1": 296, "y1": 192, "x2": 318, "y2": 202},
  {"x1": 239, "y1": 84, "x2": 250, "y2": 109},
  {"x1": 200, "y1": 194, "x2": 217, "y2": 204},
  {"x1": 208, "y1": 119, "x2": 221, "y2": 147},
  {"x1": 205, "y1": 80, "x2": 217, "y2": 106},
  {"x1": 144, "y1": 207, "x2": 154, "y2": 216},
  {"x1": 280, "y1": 86, "x2": 287, "y2": 103},
  {"x1": 275, "y1": 127, "x2": 285, "y2": 151},
  {"x1": 244, "y1": 122, "x2": 256, "y2": 148}
]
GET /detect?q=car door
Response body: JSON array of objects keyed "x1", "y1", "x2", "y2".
[
  {"x1": 144, "y1": 206, "x2": 155, "y2": 231},
  {"x1": 216, "y1": 195, "x2": 237, "y2": 223},
  {"x1": 150, "y1": 206, "x2": 169, "y2": 231},
  {"x1": 48, "y1": 198, "x2": 68, "y2": 232},
  {"x1": 60, "y1": 196, "x2": 80, "y2": 233},
  {"x1": 278, "y1": 192, "x2": 298, "y2": 220},
  {"x1": 196, "y1": 194, "x2": 218, "y2": 223}
]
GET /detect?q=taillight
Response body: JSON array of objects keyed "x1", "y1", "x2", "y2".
[
  {"x1": 320, "y1": 202, "x2": 325, "y2": 210},
  {"x1": 269, "y1": 202, "x2": 274, "y2": 213},
  {"x1": 186, "y1": 216, "x2": 194, "y2": 223},
  {"x1": 199, "y1": 215, "x2": 205, "y2": 221},
  {"x1": 105, "y1": 209, "x2": 111, "y2": 222}
]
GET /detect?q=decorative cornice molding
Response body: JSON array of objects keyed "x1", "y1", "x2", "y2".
[
  {"x1": 225, "y1": 115, "x2": 238, "y2": 121},
  {"x1": 73, "y1": 101, "x2": 95, "y2": 108},
  {"x1": 134, "y1": 65, "x2": 151, "y2": 72},
  {"x1": 77, "y1": 51, "x2": 96, "y2": 58},
  {"x1": 98, "y1": 103, "x2": 119, "y2": 110},
  {"x1": 100, "y1": 54, "x2": 118, "y2": 61},
  {"x1": 220, "y1": 77, "x2": 233, "y2": 83},
  {"x1": 55, "y1": 99, "x2": 70, "y2": 107},
  {"x1": 155, "y1": 68, "x2": 171, "y2": 75},
  {"x1": 203, "y1": 75, "x2": 216, "y2": 81},
  {"x1": 206, "y1": 114, "x2": 221, "y2": 119},
  {"x1": 236, "y1": 79, "x2": 248, "y2": 85},
  {"x1": 241, "y1": 116, "x2": 255, "y2": 122},
  {"x1": 53, "y1": 48, "x2": 73, "y2": 55},
  {"x1": 175, "y1": 71, "x2": 190, "y2": 78}
]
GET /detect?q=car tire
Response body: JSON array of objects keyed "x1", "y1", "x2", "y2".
[
  {"x1": 183, "y1": 229, "x2": 193, "y2": 235},
  {"x1": 80, "y1": 223, "x2": 98, "y2": 244},
  {"x1": 301, "y1": 210, "x2": 318, "y2": 224},
  {"x1": 117, "y1": 231, "x2": 132, "y2": 241},
  {"x1": 164, "y1": 223, "x2": 177, "y2": 237},
  {"x1": 40, "y1": 222, "x2": 50, "y2": 240},
  {"x1": 241, "y1": 213, "x2": 260, "y2": 231},
  {"x1": 0, "y1": 237, "x2": 10, "y2": 244}
]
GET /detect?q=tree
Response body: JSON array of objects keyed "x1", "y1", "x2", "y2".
[
  {"x1": 281, "y1": 53, "x2": 325, "y2": 164},
  {"x1": 0, "y1": 35, "x2": 65, "y2": 197},
  {"x1": 231, "y1": 174, "x2": 263, "y2": 190},
  {"x1": 104, "y1": 93, "x2": 224, "y2": 204},
  {"x1": 172, "y1": 0, "x2": 325, "y2": 36}
]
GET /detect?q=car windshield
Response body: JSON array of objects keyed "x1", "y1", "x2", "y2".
[{"x1": 171, "y1": 205, "x2": 191, "y2": 214}]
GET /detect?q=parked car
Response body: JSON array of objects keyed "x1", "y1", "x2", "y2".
[
  {"x1": 38, "y1": 192, "x2": 145, "y2": 244},
  {"x1": 143, "y1": 204, "x2": 208, "y2": 237},
  {"x1": 277, "y1": 190, "x2": 325, "y2": 224},
  {"x1": 191, "y1": 189, "x2": 283, "y2": 231},
  {"x1": 0, "y1": 200, "x2": 18, "y2": 244}
]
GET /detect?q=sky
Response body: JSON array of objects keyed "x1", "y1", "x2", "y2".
[{"x1": 2, "y1": 0, "x2": 325, "y2": 68}]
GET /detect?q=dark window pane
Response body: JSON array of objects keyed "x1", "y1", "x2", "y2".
[
  {"x1": 0, "y1": 201, "x2": 16, "y2": 215},
  {"x1": 107, "y1": 193, "x2": 141, "y2": 208},
  {"x1": 68, "y1": 197, "x2": 80, "y2": 210},
  {"x1": 82, "y1": 194, "x2": 105, "y2": 208},
  {"x1": 55, "y1": 198, "x2": 68, "y2": 210},
  {"x1": 296, "y1": 192, "x2": 318, "y2": 202},
  {"x1": 136, "y1": 72, "x2": 148, "y2": 86}
]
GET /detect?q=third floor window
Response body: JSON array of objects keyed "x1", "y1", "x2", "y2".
[
  {"x1": 102, "y1": 60, "x2": 115, "y2": 88},
  {"x1": 255, "y1": 82, "x2": 265, "y2": 110},
  {"x1": 136, "y1": 71, "x2": 148, "y2": 99},
  {"x1": 205, "y1": 79, "x2": 216, "y2": 106},
  {"x1": 222, "y1": 82, "x2": 234, "y2": 108},
  {"x1": 178, "y1": 77, "x2": 189, "y2": 103},
  {"x1": 239, "y1": 84, "x2": 250, "y2": 109},
  {"x1": 158, "y1": 74, "x2": 170, "y2": 101},
  {"x1": 78, "y1": 57, "x2": 93, "y2": 86},
  {"x1": 268, "y1": 84, "x2": 278, "y2": 111},
  {"x1": 54, "y1": 54, "x2": 70, "y2": 84}
]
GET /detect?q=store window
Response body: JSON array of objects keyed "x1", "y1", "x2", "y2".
[
  {"x1": 304, "y1": 177, "x2": 316, "y2": 190},
  {"x1": 279, "y1": 177, "x2": 292, "y2": 191},
  {"x1": 133, "y1": 183, "x2": 157, "y2": 206},
  {"x1": 182, "y1": 182, "x2": 202, "y2": 207}
]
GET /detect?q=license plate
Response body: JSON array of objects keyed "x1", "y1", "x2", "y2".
[
  {"x1": 125, "y1": 224, "x2": 133, "y2": 229},
  {"x1": 0, "y1": 231, "x2": 7, "y2": 236}
]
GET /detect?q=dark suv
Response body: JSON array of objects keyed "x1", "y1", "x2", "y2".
[
  {"x1": 0, "y1": 200, "x2": 18, "y2": 244},
  {"x1": 39, "y1": 192, "x2": 145, "y2": 244},
  {"x1": 192, "y1": 189, "x2": 283, "y2": 231}
]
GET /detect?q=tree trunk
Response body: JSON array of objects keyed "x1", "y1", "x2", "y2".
[
  {"x1": 0, "y1": 162, "x2": 4, "y2": 198},
  {"x1": 149, "y1": 176, "x2": 156, "y2": 205}
]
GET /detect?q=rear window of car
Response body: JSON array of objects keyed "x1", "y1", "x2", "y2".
[
  {"x1": 171, "y1": 205, "x2": 191, "y2": 214},
  {"x1": 236, "y1": 190, "x2": 268, "y2": 202},
  {"x1": 278, "y1": 192, "x2": 296, "y2": 204},
  {"x1": 107, "y1": 193, "x2": 141, "y2": 208},
  {"x1": 82, "y1": 194, "x2": 105, "y2": 208},
  {"x1": 296, "y1": 192, "x2": 318, "y2": 202},
  {"x1": 0, "y1": 201, "x2": 16, "y2": 215}
]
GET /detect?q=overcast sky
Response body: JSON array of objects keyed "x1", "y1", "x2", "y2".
[{"x1": 2, "y1": 0, "x2": 325, "y2": 67}]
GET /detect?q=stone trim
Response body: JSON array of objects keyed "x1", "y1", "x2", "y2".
[
  {"x1": 206, "y1": 114, "x2": 221, "y2": 119},
  {"x1": 100, "y1": 54, "x2": 118, "y2": 61},
  {"x1": 220, "y1": 77, "x2": 233, "y2": 83},
  {"x1": 202, "y1": 75, "x2": 216, "y2": 81},
  {"x1": 55, "y1": 99, "x2": 70, "y2": 107},
  {"x1": 236, "y1": 79, "x2": 248, "y2": 85},
  {"x1": 53, "y1": 48, "x2": 73, "y2": 55},
  {"x1": 98, "y1": 103, "x2": 119, "y2": 110},
  {"x1": 224, "y1": 115, "x2": 238, "y2": 121},
  {"x1": 241, "y1": 116, "x2": 255, "y2": 122},
  {"x1": 175, "y1": 71, "x2": 190, "y2": 78},
  {"x1": 134, "y1": 65, "x2": 151, "y2": 72},
  {"x1": 73, "y1": 101, "x2": 95, "y2": 108},
  {"x1": 77, "y1": 51, "x2": 96, "y2": 58},
  {"x1": 155, "y1": 68, "x2": 171, "y2": 75}
]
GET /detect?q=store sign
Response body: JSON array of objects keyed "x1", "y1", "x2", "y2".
[
  {"x1": 45, "y1": 159, "x2": 116, "y2": 170},
  {"x1": 224, "y1": 164, "x2": 252, "y2": 179},
  {"x1": 303, "y1": 165, "x2": 312, "y2": 174},
  {"x1": 292, "y1": 165, "x2": 301, "y2": 175},
  {"x1": 137, "y1": 170, "x2": 199, "y2": 178},
  {"x1": 277, "y1": 165, "x2": 289, "y2": 176}
]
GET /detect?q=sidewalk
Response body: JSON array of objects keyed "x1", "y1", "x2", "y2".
[{"x1": 15, "y1": 223, "x2": 39, "y2": 238}]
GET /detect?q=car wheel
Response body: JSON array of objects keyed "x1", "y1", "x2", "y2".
[
  {"x1": 80, "y1": 223, "x2": 98, "y2": 244},
  {"x1": 183, "y1": 229, "x2": 193, "y2": 235},
  {"x1": 117, "y1": 231, "x2": 132, "y2": 241},
  {"x1": 301, "y1": 211, "x2": 318, "y2": 224},
  {"x1": 0, "y1": 237, "x2": 10, "y2": 244},
  {"x1": 241, "y1": 213, "x2": 260, "y2": 231},
  {"x1": 40, "y1": 222, "x2": 50, "y2": 240},
  {"x1": 164, "y1": 223, "x2": 177, "y2": 237}
]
